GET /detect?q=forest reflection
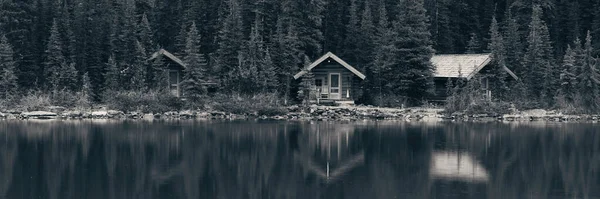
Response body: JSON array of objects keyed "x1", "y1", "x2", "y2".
[{"x1": 0, "y1": 121, "x2": 599, "y2": 198}]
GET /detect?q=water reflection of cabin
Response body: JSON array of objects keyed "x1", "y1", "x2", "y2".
[
  {"x1": 148, "y1": 49, "x2": 216, "y2": 97},
  {"x1": 293, "y1": 52, "x2": 366, "y2": 105}
]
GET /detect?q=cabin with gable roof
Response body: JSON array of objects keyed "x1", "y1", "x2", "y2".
[
  {"x1": 148, "y1": 49, "x2": 216, "y2": 97},
  {"x1": 293, "y1": 52, "x2": 366, "y2": 105},
  {"x1": 431, "y1": 53, "x2": 519, "y2": 102}
]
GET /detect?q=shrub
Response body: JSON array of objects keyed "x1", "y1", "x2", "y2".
[
  {"x1": 50, "y1": 89, "x2": 90, "y2": 109},
  {"x1": 19, "y1": 91, "x2": 51, "y2": 111},
  {"x1": 104, "y1": 90, "x2": 183, "y2": 113},
  {"x1": 212, "y1": 93, "x2": 287, "y2": 116},
  {"x1": 0, "y1": 94, "x2": 20, "y2": 111},
  {"x1": 370, "y1": 93, "x2": 408, "y2": 108}
]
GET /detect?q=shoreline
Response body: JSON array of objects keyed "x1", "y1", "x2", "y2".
[{"x1": 1, "y1": 106, "x2": 600, "y2": 122}]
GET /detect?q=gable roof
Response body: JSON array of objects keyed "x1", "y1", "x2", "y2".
[
  {"x1": 148, "y1": 49, "x2": 186, "y2": 69},
  {"x1": 293, "y1": 52, "x2": 366, "y2": 80},
  {"x1": 431, "y1": 53, "x2": 519, "y2": 80}
]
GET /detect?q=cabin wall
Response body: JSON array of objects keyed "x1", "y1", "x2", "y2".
[
  {"x1": 433, "y1": 78, "x2": 452, "y2": 101},
  {"x1": 163, "y1": 60, "x2": 185, "y2": 97},
  {"x1": 311, "y1": 63, "x2": 355, "y2": 100}
]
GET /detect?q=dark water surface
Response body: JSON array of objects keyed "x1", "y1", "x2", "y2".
[{"x1": 1, "y1": 120, "x2": 600, "y2": 199}]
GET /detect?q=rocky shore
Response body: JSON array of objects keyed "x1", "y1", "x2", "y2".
[{"x1": 1, "y1": 106, "x2": 599, "y2": 122}]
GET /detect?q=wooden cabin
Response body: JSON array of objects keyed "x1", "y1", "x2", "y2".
[
  {"x1": 293, "y1": 52, "x2": 366, "y2": 105},
  {"x1": 431, "y1": 53, "x2": 519, "y2": 101},
  {"x1": 149, "y1": 49, "x2": 186, "y2": 97}
]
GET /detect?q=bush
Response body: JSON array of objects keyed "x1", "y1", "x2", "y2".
[
  {"x1": 50, "y1": 89, "x2": 90, "y2": 109},
  {"x1": 0, "y1": 94, "x2": 20, "y2": 111},
  {"x1": 212, "y1": 93, "x2": 287, "y2": 116},
  {"x1": 370, "y1": 93, "x2": 408, "y2": 108},
  {"x1": 104, "y1": 90, "x2": 183, "y2": 113},
  {"x1": 19, "y1": 91, "x2": 51, "y2": 111},
  {"x1": 463, "y1": 100, "x2": 512, "y2": 115}
]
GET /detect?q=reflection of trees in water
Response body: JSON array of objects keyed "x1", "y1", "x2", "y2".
[
  {"x1": 446, "y1": 123, "x2": 600, "y2": 198},
  {"x1": 2, "y1": 121, "x2": 600, "y2": 198},
  {"x1": 0, "y1": 133, "x2": 17, "y2": 199}
]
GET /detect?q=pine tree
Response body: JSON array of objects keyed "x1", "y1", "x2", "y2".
[
  {"x1": 261, "y1": 48, "x2": 278, "y2": 92},
  {"x1": 81, "y1": 72, "x2": 92, "y2": 104},
  {"x1": 215, "y1": 0, "x2": 244, "y2": 91},
  {"x1": 557, "y1": 45, "x2": 577, "y2": 106},
  {"x1": 104, "y1": 55, "x2": 121, "y2": 92},
  {"x1": 389, "y1": 0, "x2": 435, "y2": 104},
  {"x1": 371, "y1": 0, "x2": 396, "y2": 103},
  {"x1": 297, "y1": 57, "x2": 315, "y2": 105},
  {"x1": 130, "y1": 40, "x2": 147, "y2": 91},
  {"x1": 273, "y1": 16, "x2": 301, "y2": 102},
  {"x1": 488, "y1": 16, "x2": 509, "y2": 100},
  {"x1": 0, "y1": 34, "x2": 18, "y2": 98},
  {"x1": 358, "y1": 0, "x2": 376, "y2": 72},
  {"x1": 246, "y1": 16, "x2": 277, "y2": 93},
  {"x1": 593, "y1": 0, "x2": 600, "y2": 56},
  {"x1": 44, "y1": 19, "x2": 66, "y2": 90},
  {"x1": 503, "y1": 10, "x2": 524, "y2": 77},
  {"x1": 138, "y1": 13, "x2": 155, "y2": 56},
  {"x1": 279, "y1": 0, "x2": 325, "y2": 58},
  {"x1": 0, "y1": 0, "x2": 36, "y2": 89},
  {"x1": 522, "y1": 5, "x2": 555, "y2": 106},
  {"x1": 466, "y1": 32, "x2": 481, "y2": 53},
  {"x1": 174, "y1": 0, "x2": 198, "y2": 57},
  {"x1": 182, "y1": 22, "x2": 209, "y2": 99},
  {"x1": 430, "y1": 0, "x2": 454, "y2": 53},
  {"x1": 576, "y1": 32, "x2": 600, "y2": 112},
  {"x1": 342, "y1": 0, "x2": 360, "y2": 63},
  {"x1": 54, "y1": 61, "x2": 78, "y2": 91}
]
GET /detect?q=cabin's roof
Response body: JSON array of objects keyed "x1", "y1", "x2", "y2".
[
  {"x1": 293, "y1": 52, "x2": 366, "y2": 80},
  {"x1": 148, "y1": 49, "x2": 186, "y2": 69},
  {"x1": 432, "y1": 53, "x2": 518, "y2": 80}
]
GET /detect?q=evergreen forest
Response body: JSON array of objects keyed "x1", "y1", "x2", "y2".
[{"x1": 2, "y1": 0, "x2": 600, "y2": 113}]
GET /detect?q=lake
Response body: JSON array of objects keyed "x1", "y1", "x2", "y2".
[{"x1": 0, "y1": 120, "x2": 599, "y2": 199}]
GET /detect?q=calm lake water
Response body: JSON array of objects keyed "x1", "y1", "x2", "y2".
[{"x1": 0, "y1": 120, "x2": 599, "y2": 199}]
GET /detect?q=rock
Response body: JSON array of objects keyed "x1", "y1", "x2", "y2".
[
  {"x1": 107, "y1": 110, "x2": 125, "y2": 119},
  {"x1": 163, "y1": 111, "x2": 179, "y2": 118},
  {"x1": 143, "y1": 114, "x2": 154, "y2": 120},
  {"x1": 62, "y1": 111, "x2": 83, "y2": 119},
  {"x1": 6, "y1": 110, "x2": 21, "y2": 114},
  {"x1": 127, "y1": 112, "x2": 142, "y2": 119},
  {"x1": 522, "y1": 109, "x2": 547, "y2": 117},
  {"x1": 180, "y1": 110, "x2": 194, "y2": 118},
  {"x1": 21, "y1": 111, "x2": 58, "y2": 119},
  {"x1": 197, "y1": 112, "x2": 210, "y2": 118},
  {"x1": 6, "y1": 114, "x2": 17, "y2": 120},
  {"x1": 47, "y1": 106, "x2": 66, "y2": 113},
  {"x1": 91, "y1": 111, "x2": 108, "y2": 118}
]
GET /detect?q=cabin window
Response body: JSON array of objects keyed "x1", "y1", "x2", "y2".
[
  {"x1": 169, "y1": 70, "x2": 180, "y2": 97},
  {"x1": 315, "y1": 79, "x2": 323, "y2": 87}
]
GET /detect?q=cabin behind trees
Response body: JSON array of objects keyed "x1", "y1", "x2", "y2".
[
  {"x1": 431, "y1": 53, "x2": 519, "y2": 102},
  {"x1": 151, "y1": 48, "x2": 516, "y2": 105}
]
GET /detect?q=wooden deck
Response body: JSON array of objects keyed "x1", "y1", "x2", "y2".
[{"x1": 310, "y1": 99, "x2": 355, "y2": 106}]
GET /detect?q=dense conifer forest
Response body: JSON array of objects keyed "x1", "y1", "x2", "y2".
[{"x1": 1, "y1": 0, "x2": 600, "y2": 113}]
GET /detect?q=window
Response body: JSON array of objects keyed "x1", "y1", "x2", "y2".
[{"x1": 315, "y1": 79, "x2": 323, "y2": 87}]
